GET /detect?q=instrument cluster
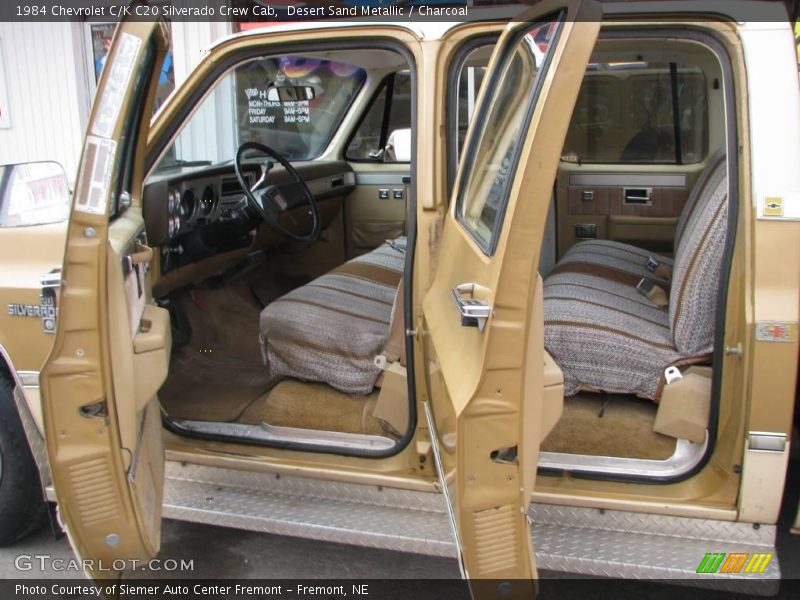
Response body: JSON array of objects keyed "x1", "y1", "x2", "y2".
[{"x1": 165, "y1": 179, "x2": 222, "y2": 241}]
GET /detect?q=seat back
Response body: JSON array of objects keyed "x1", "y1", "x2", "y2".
[
  {"x1": 669, "y1": 153, "x2": 728, "y2": 355},
  {"x1": 674, "y1": 149, "x2": 727, "y2": 247}
]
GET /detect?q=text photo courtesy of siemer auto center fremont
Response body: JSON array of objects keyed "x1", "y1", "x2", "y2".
[{"x1": 0, "y1": 1, "x2": 799, "y2": 599}]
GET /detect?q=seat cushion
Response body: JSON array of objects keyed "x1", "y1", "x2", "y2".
[
  {"x1": 259, "y1": 239, "x2": 405, "y2": 395},
  {"x1": 543, "y1": 271, "x2": 682, "y2": 400}
]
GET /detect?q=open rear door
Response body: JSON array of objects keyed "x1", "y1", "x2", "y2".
[
  {"x1": 421, "y1": 0, "x2": 601, "y2": 590},
  {"x1": 40, "y1": 16, "x2": 171, "y2": 578}
]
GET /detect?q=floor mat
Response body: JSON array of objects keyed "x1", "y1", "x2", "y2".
[
  {"x1": 541, "y1": 393, "x2": 676, "y2": 460},
  {"x1": 159, "y1": 349, "x2": 276, "y2": 422},
  {"x1": 239, "y1": 379, "x2": 390, "y2": 437}
]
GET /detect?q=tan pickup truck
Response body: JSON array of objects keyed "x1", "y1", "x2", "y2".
[{"x1": 0, "y1": 0, "x2": 798, "y2": 592}]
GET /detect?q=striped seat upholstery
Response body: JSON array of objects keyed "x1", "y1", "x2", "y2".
[
  {"x1": 544, "y1": 153, "x2": 728, "y2": 400},
  {"x1": 259, "y1": 239, "x2": 405, "y2": 395}
]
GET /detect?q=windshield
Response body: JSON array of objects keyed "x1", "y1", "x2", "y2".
[{"x1": 154, "y1": 55, "x2": 366, "y2": 172}]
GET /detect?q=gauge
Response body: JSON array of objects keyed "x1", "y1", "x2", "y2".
[
  {"x1": 180, "y1": 189, "x2": 196, "y2": 220},
  {"x1": 200, "y1": 186, "x2": 216, "y2": 216}
]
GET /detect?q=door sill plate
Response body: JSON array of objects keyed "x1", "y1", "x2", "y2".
[
  {"x1": 171, "y1": 419, "x2": 396, "y2": 451},
  {"x1": 539, "y1": 432, "x2": 708, "y2": 479}
]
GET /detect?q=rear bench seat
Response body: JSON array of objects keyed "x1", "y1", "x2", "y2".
[{"x1": 543, "y1": 150, "x2": 728, "y2": 400}]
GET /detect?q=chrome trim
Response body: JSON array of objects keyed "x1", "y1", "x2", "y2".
[
  {"x1": 748, "y1": 432, "x2": 787, "y2": 453},
  {"x1": 569, "y1": 173, "x2": 687, "y2": 188},
  {"x1": 422, "y1": 400, "x2": 467, "y2": 578},
  {"x1": 354, "y1": 172, "x2": 409, "y2": 186},
  {"x1": 451, "y1": 283, "x2": 491, "y2": 332},
  {"x1": 17, "y1": 370, "x2": 40, "y2": 388},
  {"x1": 539, "y1": 432, "x2": 709, "y2": 478},
  {"x1": 172, "y1": 419, "x2": 396, "y2": 452},
  {"x1": 623, "y1": 186, "x2": 653, "y2": 206},
  {"x1": 40, "y1": 269, "x2": 64, "y2": 289}
]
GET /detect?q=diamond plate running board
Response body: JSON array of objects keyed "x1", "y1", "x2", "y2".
[
  {"x1": 529, "y1": 504, "x2": 780, "y2": 589},
  {"x1": 162, "y1": 461, "x2": 458, "y2": 558},
  {"x1": 162, "y1": 462, "x2": 779, "y2": 587}
]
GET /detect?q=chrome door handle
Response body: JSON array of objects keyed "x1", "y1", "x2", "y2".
[{"x1": 451, "y1": 283, "x2": 491, "y2": 331}]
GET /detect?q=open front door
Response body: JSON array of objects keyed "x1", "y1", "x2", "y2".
[
  {"x1": 40, "y1": 17, "x2": 171, "y2": 577},
  {"x1": 421, "y1": 0, "x2": 601, "y2": 588}
]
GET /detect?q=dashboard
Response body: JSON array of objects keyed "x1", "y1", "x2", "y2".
[{"x1": 143, "y1": 161, "x2": 355, "y2": 275}]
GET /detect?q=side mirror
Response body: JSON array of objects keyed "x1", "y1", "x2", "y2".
[
  {"x1": 266, "y1": 85, "x2": 316, "y2": 103},
  {"x1": 384, "y1": 128, "x2": 412, "y2": 163},
  {"x1": 0, "y1": 161, "x2": 70, "y2": 227}
]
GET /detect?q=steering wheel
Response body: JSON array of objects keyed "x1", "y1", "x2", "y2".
[{"x1": 234, "y1": 141, "x2": 321, "y2": 243}]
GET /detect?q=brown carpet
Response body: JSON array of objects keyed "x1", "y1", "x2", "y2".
[
  {"x1": 541, "y1": 393, "x2": 676, "y2": 460},
  {"x1": 158, "y1": 349, "x2": 276, "y2": 422},
  {"x1": 240, "y1": 379, "x2": 390, "y2": 437},
  {"x1": 179, "y1": 284, "x2": 264, "y2": 362},
  {"x1": 158, "y1": 283, "x2": 275, "y2": 422}
]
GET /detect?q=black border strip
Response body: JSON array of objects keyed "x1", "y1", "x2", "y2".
[
  {"x1": 538, "y1": 26, "x2": 740, "y2": 485},
  {"x1": 155, "y1": 39, "x2": 419, "y2": 459}
]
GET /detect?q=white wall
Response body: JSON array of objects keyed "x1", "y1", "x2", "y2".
[
  {"x1": 169, "y1": 22, "x2": 236, "y2": 166},
  {"x1": 0, "y1": 20, "x2": 235, "y2": 185},
  {"x1": 0, "y1": 22, "x2": 91, "y2": 185}
]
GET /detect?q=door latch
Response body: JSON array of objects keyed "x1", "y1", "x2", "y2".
[{"x1": 451, "y1": 283, "x2": 491, "y2": 331}]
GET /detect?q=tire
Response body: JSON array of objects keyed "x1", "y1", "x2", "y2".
[{"x1": 0, "y1": 376, "x2": 47, "y2": 545}]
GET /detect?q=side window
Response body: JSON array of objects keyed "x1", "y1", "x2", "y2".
[
  {"x1": 456, "y1": 21, "x2": 561, "y2": 253},
  {"x1": 451, "y1": 45, "x2": 493, "y2": 176},
  {"x1": 346, "y1": 71, "x2": 411, "y2": 162},
  {"x1": 562, "y1": 62, "x2": 708, "y2": 164}
]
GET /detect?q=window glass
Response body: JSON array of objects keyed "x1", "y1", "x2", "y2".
[
  {"x1": 454, "y1": 47, "x2": 492, "y2": 166},
  {"x1": 346, "y1": 71, "x2": 411, "y2": 162},
  {"x1": 456, "y1": 21, "x2": 560, "y2": 252},
  {"x1": 562, "y1": 62, "x2": 707, "y2": 164},
  {"x1": 153, "y1": 56, "x2": 366, "y2": 173}
]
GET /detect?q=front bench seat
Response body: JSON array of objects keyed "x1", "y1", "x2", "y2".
[
  {"x1": 259, "y1": 238, "x2": 405, "y2": 395},
  {"x1": 543, "y1": 153, "x2": 728, "y2": 400}
]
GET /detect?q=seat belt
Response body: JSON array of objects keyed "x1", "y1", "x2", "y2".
[
  {"x1": 636, "y1": 277, "x2": 669, "y2": 308},
  {"x1": 646, "y1": 255, "x2": 672, "y2": 282}
]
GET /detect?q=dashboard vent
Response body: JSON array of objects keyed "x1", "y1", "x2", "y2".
[{"x1": 221, "y1": 176, "x2": 244, "y2": 197}]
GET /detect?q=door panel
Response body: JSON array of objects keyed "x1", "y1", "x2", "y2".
[
  {"x1": 345, "y1": 164, "x2": 409, "y2": 257},
  {"x1": 423, "y1": 0, "x2": 600, "y2": 587},
  {"x1": 555, "y1": 163, "x2": 705, "y2": 256},
  {"x1": 40, "y1": 19, "x2": 169, "y2": 575}
]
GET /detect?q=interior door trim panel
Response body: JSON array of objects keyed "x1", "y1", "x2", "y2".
[{"x1": 569, "y1": 173, "x2": 687, "y2": 187}]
